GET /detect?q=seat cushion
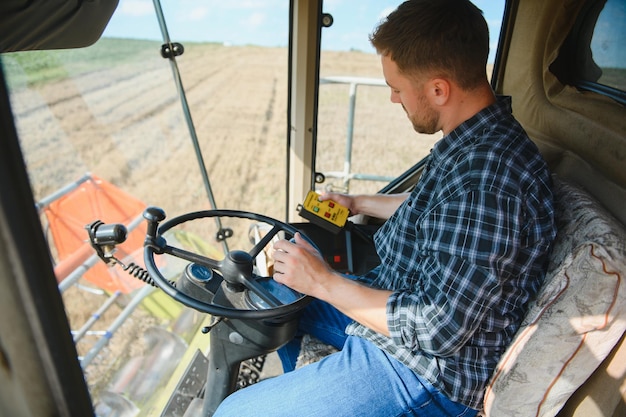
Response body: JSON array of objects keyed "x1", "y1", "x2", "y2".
[{"x1": 483, "y1": 177, "x2": 626, "y2": 416}]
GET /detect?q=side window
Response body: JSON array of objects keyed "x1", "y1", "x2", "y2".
[
  {"x1": 552, "y1": 0, "x2": 626, "y2": 105},
  {"x1": 315, "y1": 1, "x2": 505, "y2": 195}
]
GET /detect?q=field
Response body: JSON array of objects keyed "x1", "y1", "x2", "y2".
[
  {"x1": 3, "y1": 39, "x2": 439, "y2": 405},
  {"x1": 6, "y1": 39, "x2": 438, "y2": 217}
]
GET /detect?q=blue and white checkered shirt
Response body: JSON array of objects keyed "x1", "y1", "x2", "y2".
[{"x1": 347, "y1": 96, "x2": 556, "y2": 410}]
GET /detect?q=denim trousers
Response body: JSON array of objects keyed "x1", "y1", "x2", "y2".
[{"x1": 213, "y1": 299, "x2": 478, "y2": 417}]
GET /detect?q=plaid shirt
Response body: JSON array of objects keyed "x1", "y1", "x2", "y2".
[{"x1": 347, "y1": 96, "x2": 556, "y2": 409}]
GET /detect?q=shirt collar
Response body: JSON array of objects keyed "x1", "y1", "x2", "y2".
[{"x1": 430, "y1": 95, "x2": 513, "y2": 166}]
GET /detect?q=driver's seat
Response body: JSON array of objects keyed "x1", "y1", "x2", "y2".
[{"x1": 482, "y1": 176, "x2": 626, "y2": 416}]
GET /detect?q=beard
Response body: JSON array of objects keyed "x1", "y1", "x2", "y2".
[{"x1": 406, "y1": 97, "x2": 440, "y2": 134}]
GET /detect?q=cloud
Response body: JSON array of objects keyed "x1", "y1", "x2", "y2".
[
  {"x1": 179, "y1": 6, "x2": 210, "y2": 22},
  {"x1": 119, "y1": 0, "x2": 154, "y2": 17},
  {"x1": 378, "y1": 6, "x2": 395, "y2": 21},
  {"x1": 245, "y1": 12, "x2": 267, "y2": 29}
]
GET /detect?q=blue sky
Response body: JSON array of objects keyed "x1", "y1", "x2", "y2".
[{"x1": 103, "y1": 0, "x2": 506, "y2": 62}]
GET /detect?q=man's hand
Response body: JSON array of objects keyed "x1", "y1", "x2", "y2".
[
  {"x1": 319, "y1": 192, "x2": 358, "y2": 216},
  {"x1": 272, "y1": 232, "x2": 393, "y2": 336},
  {"x1": 272, "y1": 232, "x2": 333, "y2": 297}
]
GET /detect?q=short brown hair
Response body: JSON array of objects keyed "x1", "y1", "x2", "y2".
[{"x1": 370, "y1": 0, "x2": 490, "y2": 90}]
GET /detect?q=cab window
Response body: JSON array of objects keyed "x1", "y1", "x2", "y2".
[
  {"x1": 552, "y1": 0, "x2": 626, "y2": 105},
  {"x1": 315, "y1": 1, "x2": 506, "y2": 195}
]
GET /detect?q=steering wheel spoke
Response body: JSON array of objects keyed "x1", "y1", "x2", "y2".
[
  {"x1": 162, "y1": 242, "x2": 221, "y2": 269},
  {"x1": 249, "y1": 224, "x2": 284, "y2": 259}
]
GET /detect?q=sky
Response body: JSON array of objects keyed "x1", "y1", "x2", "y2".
[
  {"x1": 591, "y1": 0, "x2": 626, "y2": 67},
  {"x1": 103, "y1": 0, "x2": 506, "y2": 62}
]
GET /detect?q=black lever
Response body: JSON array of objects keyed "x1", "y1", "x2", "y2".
[{"x1": 143, "y1": 206, "x2": 166, "y2": 251}]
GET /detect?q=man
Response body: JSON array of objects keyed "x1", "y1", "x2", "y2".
[{"x1": 215, "y1": 0, "x2": 556, "y2": 415}]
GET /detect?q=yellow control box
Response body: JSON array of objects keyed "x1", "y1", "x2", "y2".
[{"x1": 297, "y1": 191, "x2": 350, "y2": 234}]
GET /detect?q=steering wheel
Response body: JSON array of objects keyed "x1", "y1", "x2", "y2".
[{"x1": 142, "y1": 206, "x2": 312, "y2": 320}]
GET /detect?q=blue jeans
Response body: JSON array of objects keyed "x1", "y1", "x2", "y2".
[{"x1": 214, "y1": 300, "x2": 478, "y2": 417}]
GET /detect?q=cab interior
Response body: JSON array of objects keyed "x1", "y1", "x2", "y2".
[{"x1": 0, "y1": 0, "x2": 625, "y2": 416}]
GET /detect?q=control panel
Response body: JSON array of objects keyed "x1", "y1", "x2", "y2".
[{"x1": 297, "y1": 191, "x2": 349, "y2": 234}]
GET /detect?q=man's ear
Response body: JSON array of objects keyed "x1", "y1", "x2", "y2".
[{"x1": 428, "y1": 78, "x2": 450, "y2": 106}]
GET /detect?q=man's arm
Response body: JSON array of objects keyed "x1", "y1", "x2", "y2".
[{"x1": 321, "y1": 192, "x2": 409, "y2": 220}]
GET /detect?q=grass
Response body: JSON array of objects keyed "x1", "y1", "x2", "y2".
[{"x1": 1, "y1": 38, "x2": 220, "y2": 89}]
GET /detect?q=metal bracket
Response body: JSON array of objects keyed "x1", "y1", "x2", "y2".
[
  {"x1": 160, "y1": 42, "x2": 184, "y2": 59},
  {"x1": 216, "y1": 227, "x2": 234, "y2": 242}
]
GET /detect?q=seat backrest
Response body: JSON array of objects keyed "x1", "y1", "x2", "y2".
[{"x1": 483, "y1": 176, "x2": 626, "y2": 416}]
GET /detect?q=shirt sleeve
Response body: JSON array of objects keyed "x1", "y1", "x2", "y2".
[
  {"x1": 386, "y1": 189, "x2": 524, "y2": 357},
  {"x1": 353, "y1": 265, "x2": 381, "y2": 285}
]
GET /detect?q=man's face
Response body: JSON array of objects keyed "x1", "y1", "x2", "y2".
[{"x1": 381, "y1": 55, "x2": 440, "y2": 134}]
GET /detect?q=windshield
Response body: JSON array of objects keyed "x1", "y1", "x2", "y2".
[{"x1": 3, "y1": 2, "x2": 294, "y2": 410}]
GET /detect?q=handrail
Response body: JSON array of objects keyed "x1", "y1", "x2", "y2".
[
  {"x1": 80, "y1": 285, "x2": 155, "y2": 367},
  {"x1": 35, "y1": 172, "x2": 92, "y2": 211},
  {"x1": 319, "y1": 76, "x2": 394, "y2": 192},
  {"x1": 72, "y1": 290, "x2": 122, "y2": 342}
]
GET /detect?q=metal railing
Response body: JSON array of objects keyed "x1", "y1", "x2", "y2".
[
  {"x1": 37, "y1": 173, "x2": 153, "y2": 368},
  {"x1": 319, "y1": 76, "x2": 395, "y2": 193}
]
